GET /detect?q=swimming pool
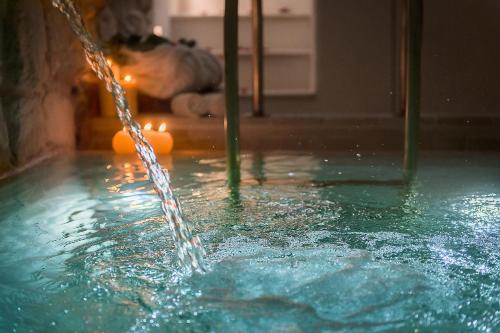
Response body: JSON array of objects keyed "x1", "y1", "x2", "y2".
[{"x1": 0, "y1": 152, "x2": 498, "y2": 332}]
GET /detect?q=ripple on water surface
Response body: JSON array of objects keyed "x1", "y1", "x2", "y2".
[{"x1": 0, "y1": 153, "x2": 498, "y2": 332}]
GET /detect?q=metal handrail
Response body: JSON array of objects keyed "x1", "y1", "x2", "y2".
[
  {"x1": 224, "y1": 0, "x2": 241, "y2": 186},
  {"x1": 222, "y1": 0, "x2": 423, "y2": 185},
  {"x1": 403, "y1": 0, "x2": 423, "y2": 182},
  {"x1": 251, "y1": 0, "x2": 265, "y2": 117}
]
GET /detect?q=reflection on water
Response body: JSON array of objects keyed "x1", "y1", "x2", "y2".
[
  {"x1": 0, "y1": 152, "x2": 498, "y2": 332},
  {"x1": 53, "y1": 0, "x2": 206, "y2": 273}
]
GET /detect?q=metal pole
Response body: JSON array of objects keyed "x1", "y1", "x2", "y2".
[
  {"x1": 403, "y1": 0, "x2": 423, "y2": 181},
  {"x1": 251, "y1": 0, "x2": 264, "y2": 117},
  {"x1": 224, "y1": 0, "x2": 241, "y2": 186}
]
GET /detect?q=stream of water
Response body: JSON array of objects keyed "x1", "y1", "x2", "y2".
[{"x1": 51, "y1": 0, "x2": 206, "y2": 273}]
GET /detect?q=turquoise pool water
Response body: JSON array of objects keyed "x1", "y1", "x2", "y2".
[{"x1": 0, "y1": 152, "x2": 498, "y2": 332}]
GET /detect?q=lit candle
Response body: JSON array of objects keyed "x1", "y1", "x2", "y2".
[
  {"x1": 122, "y1": 74, "x2": 138, "y2": 117},
  {"x1": 99, "y1": 60, "x2": 138, "y2": 118},
  {"x1": 152, "y1": 123, "x2": 174, "y2": 155},
  {"x1": 112, "y1": 123, "x2": 174, "y2": 155},
  {"x1": 112, "y1": 127, "x2": 136, "y2": 154}
]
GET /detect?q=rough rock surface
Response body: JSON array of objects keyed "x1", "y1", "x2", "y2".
[{"x1": 0, "y1": 0, "x2": 88, "y2": 176}]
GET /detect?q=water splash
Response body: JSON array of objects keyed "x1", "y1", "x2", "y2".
[{"x1": 51, "y1": 0, "x2": 206, "y2": 273}]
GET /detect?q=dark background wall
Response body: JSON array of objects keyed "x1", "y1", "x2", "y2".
[
  {"x1": 247, "y1": 0, "x2": 500, "y2": 118},
  {"x1": 422, "y1": 0, "x2": 500, "y2": 117}
]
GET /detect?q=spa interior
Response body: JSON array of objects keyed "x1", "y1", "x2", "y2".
[{"x1": 0, "y1": 1, "x2": 499, "y2": 332}]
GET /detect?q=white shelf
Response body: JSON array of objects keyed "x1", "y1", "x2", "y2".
[
  {"x1": 170, "y1": 14, "x2": 312, "y2": 19},
  {"x1": 170, "y1": 15, "x2": 314, "y2": 51},
  {"x1": 165, "y1": 0, "x2": 314, "y2": 17},
  {"x1": 240, "y1": 89, "x2": 316, "y2": 97},
  {"x1": 210, "y1": 48, "x2": 313, "y2": 57},
  {"x1": 155, "y1": 0, "x2": 317, "y2": 97}
]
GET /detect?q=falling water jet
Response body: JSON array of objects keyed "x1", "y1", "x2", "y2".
[{"x1": 51, "y1": 0, "x2": 207, "y2": 273}]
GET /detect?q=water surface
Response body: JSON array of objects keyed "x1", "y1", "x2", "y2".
[{"x1": 0, "y1": 152, "x2": 498, "y2": 332}]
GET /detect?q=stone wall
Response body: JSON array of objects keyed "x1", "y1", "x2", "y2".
[{"x1": 0, "y1": 0, "x2": 87, "y2": 176}]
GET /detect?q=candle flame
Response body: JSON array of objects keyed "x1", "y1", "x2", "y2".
[
  {"x1": 106, "y1": 58, "x2": 112, "y2": 66},
  {"x1": 122, "y1": 127, "x2": 126, "y2": 132},
  {"x1": 144, "y1": 122, "x2": 153, "y2": 131},
  {"x1": 123, "y1": 74, "x2": 133, "y2": 83},
  {"x1": 158, "y1": 123, "x2": 167, "y2": 132}
]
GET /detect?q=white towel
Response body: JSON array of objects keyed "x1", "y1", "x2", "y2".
[
  {"x1": 171, "y1": 93, "x2": 225, "y2": 118},
  {"x1": 120, "y1": 45, "x2": 222, "y2": 100}
]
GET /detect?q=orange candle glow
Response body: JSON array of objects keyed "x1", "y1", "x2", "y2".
[
  {"x1": 106, "y1": 58, "x2": 121, "y2": 78},
  {"x1": 112, "y1": 127, "x2": 136, "y2": 154},
  {"x1": 153, "y1": 123, "x2": 174, "y2": 155},
  {"x1": 122, "y1": 74, "x2": 138, "y2": 117},
  {"x1": 99, "y1": 66, "x2": 138, "y2": 118},
  {"x1": 112, "y1": 123, "x2": 174, "y2": 155}
]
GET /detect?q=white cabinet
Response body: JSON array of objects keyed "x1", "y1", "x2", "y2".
[{"x1": 153, "y1": 0, "x2": 316, "y2": 96}]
